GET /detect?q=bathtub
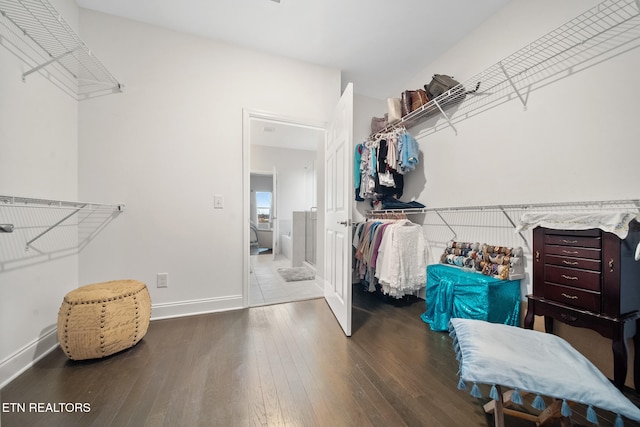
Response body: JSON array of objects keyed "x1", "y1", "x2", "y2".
[{"x1": 281, "y1": 234, "x2": 292, "y2": 260}]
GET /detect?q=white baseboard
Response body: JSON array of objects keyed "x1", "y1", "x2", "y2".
[
  {"x1": 150, "y1": 294, "x2": 244, "y2": 320},
  {"x1": 0, "y1": 328, "x2": 59, "y2": 390}
]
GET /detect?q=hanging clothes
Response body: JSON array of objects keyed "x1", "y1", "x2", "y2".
[
  {"x1": 353, "y1": 218, "x2": 427, "y2": 298},
  {"x1": 354, "y1": 143, "x2": 364, "y2": 201},
  {"x1": 375, "y1": 220, "x2": 428, "y2": 298},
  {"x1": 355, "y1": 127, "x2": 419, "y2": 202}
]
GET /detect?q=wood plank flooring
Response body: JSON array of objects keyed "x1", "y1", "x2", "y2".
[{"x1": 2, "y1": 287, "x2": 640, "y2": 427}]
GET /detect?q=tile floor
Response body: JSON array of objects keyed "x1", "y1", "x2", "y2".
[{"x1": 249, "y1": 254, "x2": 324, "y2": 306}]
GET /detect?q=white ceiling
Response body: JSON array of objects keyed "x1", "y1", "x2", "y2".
[{"x1": 75, "y1": 0, "x2": 511, "y2": 100}]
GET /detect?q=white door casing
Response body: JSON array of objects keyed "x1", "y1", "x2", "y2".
[
  {"x1": 272, "y1": 166, "x2": 278, "y2": 260},
  {"x1": 242, "y1": 108, "x2": 326, "y2": 308},
  {"x1": 323, "y1": 83, "x2": 353, "y2": 336}
]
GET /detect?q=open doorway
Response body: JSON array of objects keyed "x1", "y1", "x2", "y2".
[
  {"x1": 243, "y1": 110, "x2": 326, "y2": 307},
  {"x1": 249, "y1": 171, "x2": 275, "y2": 256}
]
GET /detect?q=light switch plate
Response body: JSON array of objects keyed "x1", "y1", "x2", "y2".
[{"x1": 214, "y1": 195, "x2": 224, "y2": 209}]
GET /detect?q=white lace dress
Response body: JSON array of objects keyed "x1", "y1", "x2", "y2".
[{"x1": 375, "y1": 220, "x2": 427, "y2": 298}]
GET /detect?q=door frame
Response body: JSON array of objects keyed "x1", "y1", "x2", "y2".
[{"x1": 242, "y1": 108, "x2": 327, "y2": 308}]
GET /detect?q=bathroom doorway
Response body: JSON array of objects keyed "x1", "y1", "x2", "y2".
[{"x1": 243, "y1": 110, "x2": 326, "y2": 307}]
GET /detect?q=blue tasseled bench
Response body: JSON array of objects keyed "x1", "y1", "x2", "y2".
[{"x1": 449, "y1": 318, "x2": 640, "y2": 427}]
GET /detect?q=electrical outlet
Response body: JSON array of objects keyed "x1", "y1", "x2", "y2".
[{"x1": 157, "y1": 273, "x2": 168, "y2": 288}]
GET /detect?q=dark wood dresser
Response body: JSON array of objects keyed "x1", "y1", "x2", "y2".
[{"x1": 524, "y1": 222, "x2": 640, "y2": 391}]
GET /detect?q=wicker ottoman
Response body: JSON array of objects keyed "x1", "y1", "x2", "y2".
[{"x1": 57, "y1": 280, "x2": 151, "y2": 360}]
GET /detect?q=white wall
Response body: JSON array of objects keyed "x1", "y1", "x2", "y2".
[
  {"x1": 404, "y1": 0, "x2": 639, "y2": 208},
  {"x1": 355, "y1": 0, "x2": 640, "y2": 274},
  {"x1": 76, "y1": 10, "x2": 340, "y2": 319},
  {"x1": 395, "y1": 0, "x2": 640, "y2": 286},
  {"x1": 0, "y1": 0, "x2": 80, "y2": 388},
  {"x1": 394, "y1": 0, "x2": 640, "y2": 385}
]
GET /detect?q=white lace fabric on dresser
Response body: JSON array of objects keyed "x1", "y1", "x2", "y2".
[
  {"x1": 375, "y1": 219, "x2": 428, "y2": 297},
  {"x1": 516, "y1": 211, "x2": 639, "y2": 239}
]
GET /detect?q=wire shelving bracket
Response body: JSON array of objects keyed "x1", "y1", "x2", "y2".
[
  {"x1": 0, "y1": 0, "x2": 123, "y2": 100},
  {"x1": 0, "y1": 195, "x2": 124, "y2": 251}
]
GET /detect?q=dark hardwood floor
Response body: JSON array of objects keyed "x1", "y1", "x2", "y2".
[{"x1": 2, "y1": 287, "x2": 639, "y2": 427}]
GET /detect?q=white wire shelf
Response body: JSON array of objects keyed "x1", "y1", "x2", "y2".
[
  {"x1": 374, "y1": 0, "x2": 640, "y2": 137},
  {"x1": 0, "y1": 195, "x2": 124, "y2": 211},
  {"x1": 367, "y1": 199, "x2": 640, "y2": 216},
  {"x1": 366, "y1": 199, "x2": 640, "y2": 251},
  {"x1": 0, "y1": 195, "x2": 124, "y2": 252},
  {"x1": 0, "y1": 0, "x2": 123, "y2": 100}
]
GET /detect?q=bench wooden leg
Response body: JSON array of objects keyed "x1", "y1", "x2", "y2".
[{"x1": 483, "y1": 388, "x2": 573, "y2": 427}]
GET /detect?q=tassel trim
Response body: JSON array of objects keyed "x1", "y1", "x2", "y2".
[
  {"x1": 489, "y1": 384, "x2": 500, "y2": 401},
  {"x1": 470, "y1": 382, "x2": 482, "y2": 398},
  {"x1": 531, "y1": 393, "x2": 546, "y2": 411},
  {"x1": 453, "y1": 380, "x2": 616, "y2": 426},
  {"x1": 615, "y1": 414, "x2": 624, "y2": 427},
  {"x1": 510, "y1": 388, "x2": 523, "y2": 405},
  {"x1": 586, "y1": 405, "x2": 598, "y2": 425}
]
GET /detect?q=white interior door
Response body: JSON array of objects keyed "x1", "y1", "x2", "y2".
[
  {"x1": 323, "y1": 83, "x2": 353, "y2": 336},
  {"x1": 272, "y1": 166, "x2": 278, "y2": 260}
]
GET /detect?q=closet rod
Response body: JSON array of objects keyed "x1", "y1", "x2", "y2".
[{"x1": 366, "y1": 199, "x2": 640, "y2": 250}]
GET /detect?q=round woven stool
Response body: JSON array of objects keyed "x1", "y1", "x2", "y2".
[{"x1": 57, "y1": 280, "x2": 151, "y2": 361}]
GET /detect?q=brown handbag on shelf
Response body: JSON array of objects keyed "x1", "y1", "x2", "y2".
[
  {"x1": 370, "y1": 114, "x2": 388, "y2": 134},
  {"x1": 401, "y1": 91, "x2": 412, "y2": 117},
  {"x1": 410, "y1": 89, "x2": 429, "y2": 112}
]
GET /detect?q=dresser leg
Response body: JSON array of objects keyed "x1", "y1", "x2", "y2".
[
  {"x1": 524, "y1": 299, "x2": 534, "y2": 329},
  {"x1": 612, "y1": 337, "x2": 628, "y2": 391},
  {"x1": 544, "y1": 316, "x2": 554, "y2": 334},
  {"x1": 634, "y1": 322, "x2": 640, "y2": 392}
]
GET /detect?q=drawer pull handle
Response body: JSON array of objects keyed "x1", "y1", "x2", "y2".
[
  {"x1": 561, "y1": 239, "x2": 578, "y2": 244},
  {"x1": 562, "y1": 250, "x2": 579, "y2": 255},
  {"x1": 561, "y1": 293, "x2": 578, "y2": 300},
  {"x1": 561, "y1": 274, "x2": 578, "y2": 280},
  {"x1": 536, "y1": 250, "x2": 540, "y2": 262},
  {"x1": 562, "y1": 260, "x2": 579, "y2": 266},
  {"x1": 609, "y1": 258, "x2": 614, "y2": 272},
  {"x1": 560, "y1": 313, "x2": 578, "y2": 323}
]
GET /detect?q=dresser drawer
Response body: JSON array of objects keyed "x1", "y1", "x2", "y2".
[
  {"x1": 545, "y1": 265, "x2": 601, "y2": 291},
  {"x1": 543, "y1": 283, "x2": 601, "y2": 312},
  {"x1": 544, "y1": 245, "x2": 601, "y2": 260},
  {"x1": 544, "y1": 234, "x2": 601, "y2": 248},
  {"x1": 545, "y1": 254, "x2": 601, "y2": 271}
]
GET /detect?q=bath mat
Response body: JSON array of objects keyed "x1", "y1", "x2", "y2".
[{"x1": 277, "y1": 266, "x2": 315, "y2": 282}]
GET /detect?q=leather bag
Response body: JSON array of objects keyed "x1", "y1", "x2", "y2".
[
  {"x1": 410, "y1": 89, "x2": 429, "y2": 112},
  {"x1": 425, "y1": 74, "x2": 461, "y2": 99},
  {"x1": 370, "y1": 114, "x2": 388, "y2": 134},
  {"x1": 425, "y1": 74, "x2": 480, "y2": 106},
  {"x1": 401, "y1": 91, "x2": 412, "y2": 117}
]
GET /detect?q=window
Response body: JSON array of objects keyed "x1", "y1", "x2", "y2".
[{"x1": 255, "y1": 191, "x2": 272, "y2": 230}]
